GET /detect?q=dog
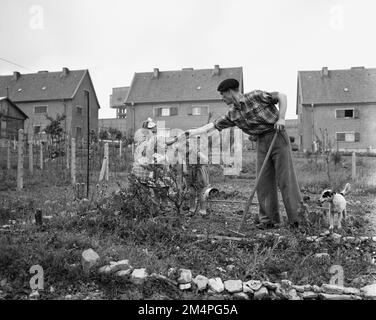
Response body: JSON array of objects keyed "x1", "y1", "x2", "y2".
[{"x1": 318, "y1": 183, "x2": 351, "y2": 231}]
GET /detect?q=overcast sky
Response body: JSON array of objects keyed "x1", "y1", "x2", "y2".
[{"x1": 1, "y1": 0, "x2": 376, "y2": 119}]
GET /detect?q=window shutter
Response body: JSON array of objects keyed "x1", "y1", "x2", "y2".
[
  {"x1": 187, "y1": 106, "x2": 193, "y2": 115},
  {"x1": 355, "y1": 132, "x2": 360, "y2": 142},
  {"x1": 170, "y1": 107, "x2": 178, "y2": 116},
  {"x1": 354, "y1": 109, "x2": 360, "y2": 119},
  {"x1": 336, "y1": 110, "x2": 345, "y2": 118},
  {"x1": 154, "y1": 108, "x2": 161, "y2": 117},
  {"x1": 336, "y1": 133, "x2": 345, "y2": 141}
]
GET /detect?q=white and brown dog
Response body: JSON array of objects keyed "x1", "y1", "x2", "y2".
[{"x1": 318, "y1": 183, "x2": 351, "y2": 231}]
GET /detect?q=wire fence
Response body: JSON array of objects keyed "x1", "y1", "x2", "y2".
[{"x1": 0, "y1": 132, "x2": 133, "y2": 192}]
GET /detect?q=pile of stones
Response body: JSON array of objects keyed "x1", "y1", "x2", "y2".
[{"x1": 72, "y1": 248, "x2": 376, "y2": 301}]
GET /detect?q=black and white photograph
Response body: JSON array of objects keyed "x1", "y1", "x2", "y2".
[{"x1": 1, "y1": 0, "x2": 376, "y2": 311}]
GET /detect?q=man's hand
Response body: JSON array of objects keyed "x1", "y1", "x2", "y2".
[{"x1": 274, "y1": 119, "x2": 285, "y2": 132}]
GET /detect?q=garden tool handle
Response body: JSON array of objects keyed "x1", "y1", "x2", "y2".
[{"x1": 238, "y1": 131, "x2": 278, "y2": 232}]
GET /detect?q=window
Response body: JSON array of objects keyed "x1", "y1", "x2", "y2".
[
  {"x1": 34, "y1": 126, "x2": 41, "y2": 135},
  {"x1": 336, "y1": 132, "x2": 360, "y2": 142},
  {"x1": 335, "y1": 108, "x2": 359, "y2": 119},
  {"x1": 188, "y1": 105, "x2": 209, "y2": 116},
  {"x1": 154, "y1": 107, "x2": 178, "y2": 117},
  {"x1": 76, "y1": 106, "x2": 83, "y2": 115},
  {"x1": 34, "y1": 106, "x2": 47, "y2": 114}
]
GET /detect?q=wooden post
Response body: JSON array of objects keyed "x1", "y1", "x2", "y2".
[
  {"x1": 17, "y1": 129, "x2": 24, "y2": 191},
  {"x1": 119, "y1": 140, "x2": 122, "y2": 158},
  {"x1": 39, "y1": 143, "x2": 43, "y2": 169},
  {"x1": 71, "y1": 138, "x2": 76, "y2": 184},
  {"x1": 99, "y1": 142, "x2": 109, "y2": 182},
  {"x1": 105, "y1": 142, "x2": 109, "y2": 181},
  {"x1": 28, "y1": 140, "x2": 33, "y2": 174},
  {"x1": 66, "y1": 136, "x2": 70, "y2": 169},
  {"x1": 352, "y1": 151, "x2": 356, "y2": 181},
  {"x1": 7, "y1": 140, "x2": 11, "y2": 170}
]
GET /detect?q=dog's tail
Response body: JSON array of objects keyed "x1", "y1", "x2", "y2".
[{"x1": 340, "y1": 183, "x2": 351, "y2": 196}]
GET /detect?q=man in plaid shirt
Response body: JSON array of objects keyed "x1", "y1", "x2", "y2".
[{"x1": 172, "y1": 78, "x2": 302, "y2": 229}]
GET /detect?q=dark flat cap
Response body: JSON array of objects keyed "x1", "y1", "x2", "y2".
[{"x1": 217, "y1": 78, "x2": 239, "y2": 92}]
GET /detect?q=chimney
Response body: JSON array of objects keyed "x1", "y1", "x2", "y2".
[
  {"x1": 13, "y1": 71, "x2": 20, "y2": 81},
  {"x1": 321, "y1": 67, "x2": 329, "y2": 77},
  {"x1": 212, "y1": 65, "x2": 220, "y2": 76},
  {"x1": 61, "y1": 67, "x2": 70, "y2": 77},
  {"x1": 153, "y1": 68, "x2": 159, "y2": 79},
  {"x1": 351, "y1": 66, "x2": 365, "y2": 71}
]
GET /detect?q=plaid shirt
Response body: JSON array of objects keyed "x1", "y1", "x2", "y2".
[{"x1": 213, "y1": 90, "x2": 279, "y2": 136}]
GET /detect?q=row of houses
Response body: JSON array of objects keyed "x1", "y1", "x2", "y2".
[
  {"x1": 1, "y1": 65, "x2": 375, "y2": 153},
  {"x1": 109, "y1": 65, "x2": 376, "y2": 153}
]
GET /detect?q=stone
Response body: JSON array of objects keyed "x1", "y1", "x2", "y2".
[
  {"x1": 361, "y1": 284, "x2": 376, "y2": 299},
  {"x1": 81, "y1": 249, "x2": 100, "y2": 273},
  {"x1": 208, "y1": 278, "x2": 225, "y2": 293},
  {"x1": 343, "y1": 287, "x2": 361, "y2": 295},
  {"x1": 315, "y1": 237, "x2": 325, "y2": 243},
  {"x1": 281, "y1": 279, "x2": 293, "y2": 289},
  {"x1": 312, "y1": 285, "x2": 322, "y2": 293},
  {"x1": 130, "y1": 268, "x2": 148, "y2": 285},
  {"x1": 109, "y1": 260, "x2": 131, "y2": 273},
  {"x1": 49, "y1": 286, "x2": 55, "y2": 293},
  {"x1": 243, "y1": 280, "x2": 262, "y2": 291},
  {"x1": 98, "y1": 265, "x2": 112, "y2": 274},
  {"x1": 306, "y1": 236, "x2": 318, "y2": 242},
  {"x1": 224, "y1": 280, "x2": 243, "y2": 293},
  {"x1": 292, "y1": 285, "x2": 306, "y2": 293},
  {"x1": 29, "y1": 290, "x2": 39, "y2": 299},
  {"x1": 303, "y1": 284, "x2": 312, "y2": 291},
  {"x1": 193, "y1": 275, "x2": 209, "y2": 291},
  {"x1": 321, "y1": 284, "x2": 345, "y2": 294},
  {"x1": 372, "y1": 237, "x2": 376, "y2": 242},
  {"x1": 287, "y1": 289, "x2": 301, "y2": 300},
  {"x1": 302, "y1": 291, "x2": 318, "y2": 300},
  {"x1": 315, "y1": 253, "x2": 330, "y2": 260},
  {"x1": 320, "y1": 230, "x2": 331, "y2": 237},
  {"x1": 179, "y1": 283, "x2": 191, "y2": 290},
  {"x1": 178, "y1": 269, "x2": 192, "y2": 284},
  {"x1": 253, "y1": 286, "x2": 269, "y2": 300},
  {"x1": 263, "y1": 281, "x2": 279, "y2": 290},
  {"x1": 65, "y1": 294, "x2": 73, "y2": 300},
  {"x1": 116, "y1": 269, "x2": 133, "y2": 277},
  {"x1": 233, "y1": 292, "x2": 249, "y2": 300},
  {"x1": 360, "y1": 236, "x2": 369, "y2": 242},
  {"x1": 319, "y1": 293, "x2": 361, "y2": 300}
]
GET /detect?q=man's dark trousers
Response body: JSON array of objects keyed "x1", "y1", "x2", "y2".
[{"x1": 255, "y1": 129, "x2": 302, "y2": 224}]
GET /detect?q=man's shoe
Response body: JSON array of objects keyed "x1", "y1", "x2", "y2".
[{"x1": 256, "y1": 222, "x2": 275, "y2": 230}]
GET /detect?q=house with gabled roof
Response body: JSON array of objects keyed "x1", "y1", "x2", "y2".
[
  {"x1": 124, "y1": 65, "x2": 243, "y2": 138},
  {"x1": 0, "y1": 97, "x2": 28, "y2": 139},
  {"x1": 0, "y1": 68, "x2": 100, "y2": 140},
  {"x1": 297, "y1": 66, "x2": 376, "y2": 153}
]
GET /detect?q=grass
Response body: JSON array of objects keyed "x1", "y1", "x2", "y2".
[{"x1": 0, "y1": 150, "x2": 376, "y2": 299}]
